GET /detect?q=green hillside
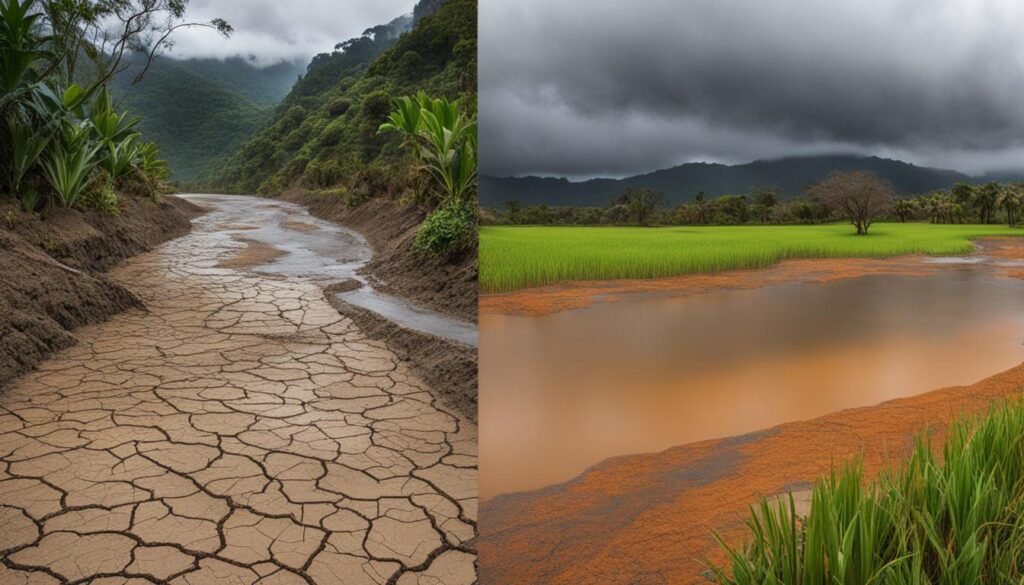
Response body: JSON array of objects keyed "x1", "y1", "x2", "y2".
[
  {"x1": 208, "y1": 0, "x2": 476, "y2": 197},
  {"x1": 111, "y1": 57, "x2": 303, "y2": 183}
]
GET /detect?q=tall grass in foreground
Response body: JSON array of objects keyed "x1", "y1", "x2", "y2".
[
  {"x1": 711, "y1": 402, "x2": 1024, "y2": 584},
  {"x1": 480, "y1": 224, "x2": 1024, "y2": 293}
]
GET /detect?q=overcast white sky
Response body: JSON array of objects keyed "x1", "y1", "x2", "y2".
[
  {"x1": 481, "y1": 0, "x2": 1024, "y2": 178},
  {"x1": 167, "y1": 0, "x2": 415, "y2": 66}
]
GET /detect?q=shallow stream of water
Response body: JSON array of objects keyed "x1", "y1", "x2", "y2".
[
  {"x1": 182, "y1": 194, "x2": 477, "y2": 346},
  {"x1": 480, "y1": 262, "x2": 1024, "y2": 500}
]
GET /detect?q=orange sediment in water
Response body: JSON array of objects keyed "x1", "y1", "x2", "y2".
[
  {"x1": 480, "y1": 364, "x2": 1024, "y2": 585},
  {"x1": 479, "y1": 237, "x2": 1024, "y2": 584}
]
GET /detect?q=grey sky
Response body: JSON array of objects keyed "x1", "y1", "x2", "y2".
[
  {"x1": 480, "y1": 0, "x2": 1024, "y2": 178},
  {"x1": 166, "y1": 0, "x2": 415, "y2": 66}
]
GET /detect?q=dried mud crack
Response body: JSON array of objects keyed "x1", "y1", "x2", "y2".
[{"x1": 0, "y1": 199, "x2": 477, "y2": 584}]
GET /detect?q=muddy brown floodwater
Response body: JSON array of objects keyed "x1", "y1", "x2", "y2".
[{"x1": 480, "y1": 248, "x2": 1024, "y2": 501}]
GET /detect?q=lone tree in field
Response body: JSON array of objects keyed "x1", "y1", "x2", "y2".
[
  {"x1": 808, "y1": 170, "x2": 894, "y2": 235},
  {"x1": 615, "y1": 188, "x2": 664, "y2": 227}
]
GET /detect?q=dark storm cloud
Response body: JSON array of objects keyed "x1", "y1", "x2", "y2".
[
  {"x1": 480, "y1": 0, "x2": 1024, "y2": 177},
  {"x1": 165, "y1": 0, "x2": 414, "y2": 66}
]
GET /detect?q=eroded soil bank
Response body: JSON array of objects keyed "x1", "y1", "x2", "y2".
[
  {"x1": 281, "y1": 191, "x2": 477, "y2": 323},
  {"x1": 0, "y1": 196, "x2": 201, "y2": 384},
  {"x1": 279, "y1": 191, "x2": 478, "y2": 422},
  {"x1": 0, "y1": 194, "x2": 477, "y2": 584}
]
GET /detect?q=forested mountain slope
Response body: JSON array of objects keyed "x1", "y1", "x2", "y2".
[
  {"x1": 480, "y1": 155, "x2": 996, "y2": 208},
  {"x1": 111, "y1": 57, "x2": 303, "y2": 182},
  {"x1": 208, "y1": 0, "x2": 476, "y2": 196}
]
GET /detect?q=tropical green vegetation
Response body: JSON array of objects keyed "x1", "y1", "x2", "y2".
[
  {"x1": 479, "y1": 223, "x2": 1023, "y2": 293},
  {"x1": 712, "y1": 401, "x2": 1024, "y2": 584},
  {"x1": 209, "y1": 0, "x2": 477, "y2": 256},
  {"x1": 380, "y1": 91, "x2": 477, "y2": 254},
  {"x1": 0, "y1": 0, "x2": 222, "y2": 212},
  {"x1": 485, "y1": 181, "x2": 1024, "y2": 230},
  {"x1": 209, "y1": 0, "x2": 475, "y2": 195}
]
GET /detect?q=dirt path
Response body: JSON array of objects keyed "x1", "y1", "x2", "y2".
[{"x1": 0, "y1": 196, "x2": 476, "y2": 584}]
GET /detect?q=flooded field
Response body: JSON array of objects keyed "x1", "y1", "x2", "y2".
[{"x1": 481, "y1": 258, "x2": 1024, "y2": 500}]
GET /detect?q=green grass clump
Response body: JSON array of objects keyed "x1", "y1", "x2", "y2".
[
  {"x1": 480, "y1": 223, "x2": 1024, "y2": 293},
  {"x1": 711, "y1": 401, "x2": 1024, "y2": 584}
]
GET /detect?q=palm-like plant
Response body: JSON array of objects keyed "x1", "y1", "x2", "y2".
[
  {"x1": 6, "y1": 117, "x2": 49, "y2": 190},
  {"x1": 2, "y1": 0, "x2": 172, "y2": 209},
  {"x1": 0, "y1": 0, "x2": 57, "y2": 195},
  {"x1": 89, "y1": 87, "x2": 141, "y2": 179},
  {"x1": 0, "y1": 0, "x2": 54, "y2": 105},
  {"x1": 380, "y1": 91, "x2": 477, "y2": 207},
  {"x1": 892, "y1": 198, "x2": 917, "y2": 222},
  {"x1": 997, "y1": 184, "x2": 1023, "y2": 227},
  {"x1": 43, "y1": 122, "x2": 101, "y2": 208},
  {"x1": 133, "y1": 141, "x2": 169, "y2": 194}
]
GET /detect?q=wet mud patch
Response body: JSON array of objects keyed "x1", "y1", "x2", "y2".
[
  {"x1": 281, "y1": 191, "x2": 477, "y2": 322},
  {"x1": 281, "y1": 220, "x2": 320, "y2": 233},
  {"x1": 216, "y1": 237, "x2": 288, "y2": 269},
  {"x1": 214, "y1": 222, "x2": 259, "y2": 231}
]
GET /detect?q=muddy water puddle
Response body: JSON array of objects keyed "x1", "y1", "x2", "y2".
[
  {"x1": 183, "y1": 194, "x2": 477, "y2": 346},
  {"x1": 480, "y1": 264, "x2": 1024, "y2": 500}
]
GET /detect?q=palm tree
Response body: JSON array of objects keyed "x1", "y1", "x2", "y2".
[
  {"x1": 997, "y1": 183, "x2": 1023, "y2": 227},
  {"x1": 923, "y1": 192, "x2": 946, "y2": 224},
  {"x1": 951, "y1": 182, "x2": 975, "y2": 211},
  {"x1": 975, "y1": 182, "x2": 999, "y2": 224},
  {"x1": 893, "y1": 198, "x2": 917, "y2": 222},
  {"x1": 694, "y1": 191, "x2": 710, "y2": 224}
]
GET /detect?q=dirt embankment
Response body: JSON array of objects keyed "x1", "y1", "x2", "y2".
[
  {"x1": 279, "y1": 191, "x2": 478, "y2": 422},
  {"x1": 324, "y1": 282, "x2": 477, "y2": 423},
  {"x1": 280, "y1": 191, "x2": 478, "y2": 322},
  {"x1": 0, "y1": 196, "x2": 201, "y2": 385}
]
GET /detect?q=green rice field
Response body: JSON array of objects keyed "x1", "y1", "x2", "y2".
[{"x1": 480, "y1": 223, "x2": 1024, "y2": 293}]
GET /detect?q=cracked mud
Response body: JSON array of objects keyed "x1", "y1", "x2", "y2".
[{"x1": 0, "y1": 196, "x2": 477, "y2": 584}]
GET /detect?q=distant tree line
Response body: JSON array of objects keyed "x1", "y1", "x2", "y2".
[
  {"x1": 482, "y1": 171, "x2": 1024, "y2": 234},
  {"x1": 893, "y1": 182, "x2": 1022, "y2": 226}
]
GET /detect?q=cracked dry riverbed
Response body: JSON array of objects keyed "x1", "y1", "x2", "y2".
[{"x1": 0, "y1": 195, "x2": 477, "y2": 585}]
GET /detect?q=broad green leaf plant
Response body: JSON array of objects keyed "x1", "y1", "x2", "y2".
[
  {"x1": 379, "y1": 92, "x2": 477, "y2": 255},
  {"x1": 0, "y1": 0, "x2": 170, "y2": 211},
  {"x1": 379, "y1": 91, "x2": 477, "y2": 208}
]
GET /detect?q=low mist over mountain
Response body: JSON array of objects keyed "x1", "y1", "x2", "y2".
[
  {"x1": 209, "y1": 0, "x2": 475, "y2": 194},
  {"x1": 480, "y1": 155, "x2": 1024, "y2": 208},
  {"x1": 112, "y1": 57, "x2": 304, "y2": 182}
]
